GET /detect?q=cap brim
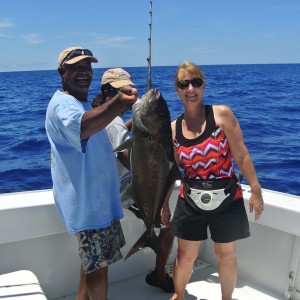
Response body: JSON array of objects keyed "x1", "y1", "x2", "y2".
[
  {"x1": 64, "y1": 55, "x2": 98, "y2": 65},
  {"x1": 110, "y1": 79, "x2": 135, "y2": 88}
]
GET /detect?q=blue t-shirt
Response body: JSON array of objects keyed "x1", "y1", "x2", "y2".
[{"x1": 45, "y1": 90, "x2": 123, "y2": 233}]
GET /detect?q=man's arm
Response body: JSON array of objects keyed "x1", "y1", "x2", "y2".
[{"x1": 81, "y1": 87, "x2": 137, "y2": 140}]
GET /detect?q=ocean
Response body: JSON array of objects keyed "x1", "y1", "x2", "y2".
[{"x1": 0, "y1": 64, "x2": 299, "y2": 196}]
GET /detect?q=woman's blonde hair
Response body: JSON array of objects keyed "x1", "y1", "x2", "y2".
[{"x1": 174, "y1": 61, "x2": 205, "y2": 88}]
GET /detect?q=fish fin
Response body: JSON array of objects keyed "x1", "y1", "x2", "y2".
[
  {"x1": 114, "y1": 138, "x2": 133, "y2": 152},
  {"x1": 171, "y1": 163, "x2": 183, "y2": 181},
  {"x1": 162, "y1": 164, "x2": 182, "y2": 198},
  {"x1": 156, "y1": 163, "x2": 182, "y2": 219},
  {"x1": 119, "y1": 184, "x2": 135, "y2": 208},
  {"x1": 121, "y1": 184, "x2": 148, "y2": 219},
  {"x1": 120, "y1": 183, "x2": 134, "y2": 203},
  {"x1": 124, "y1": 230, "x2": 162, "y2": 261}
]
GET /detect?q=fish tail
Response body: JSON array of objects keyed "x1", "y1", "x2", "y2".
[{"x1": 124, "y1": 230, "x2": 162, "y2": 261}]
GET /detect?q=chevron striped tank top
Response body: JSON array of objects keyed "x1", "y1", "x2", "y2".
[{"x1": 175, "y1": 105, "x2": 242, "y2": 200}]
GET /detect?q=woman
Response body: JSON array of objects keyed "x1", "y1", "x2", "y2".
[{"x1": 170, "y1": 61, "x2": 264, "y2": 300}]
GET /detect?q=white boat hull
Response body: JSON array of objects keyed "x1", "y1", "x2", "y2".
[{"x1": 1, "y1": 183, "x2": 300, "y2": 299}]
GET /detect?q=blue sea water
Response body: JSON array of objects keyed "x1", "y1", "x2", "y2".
[{"x1": 0, "y1": 64, "x2": 299, "y2": 196}]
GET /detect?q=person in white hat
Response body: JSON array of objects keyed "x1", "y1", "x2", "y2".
[
  {"x1": 92, "y1": 68, "x2": 175, "y2": 293},
  {"x1": 45, "y1": 47, "x2": 138, "y2": 300}
]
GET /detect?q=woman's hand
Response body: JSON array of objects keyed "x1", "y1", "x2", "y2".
[
  {"x1": 249, "y1": 191, "x2": 264, "y2": 221},
  {"x1": 160, "y1": 204, "x2": 172, "y2": 228}
]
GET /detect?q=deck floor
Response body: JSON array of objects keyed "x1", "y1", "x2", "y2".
[{"x1": 55, "y1": 258, "x2": 283, "y2": 300}]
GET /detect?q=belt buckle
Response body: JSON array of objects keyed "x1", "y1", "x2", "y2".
[{"x1": 199, "y1": 191, "x2": 214, "y2": 208}]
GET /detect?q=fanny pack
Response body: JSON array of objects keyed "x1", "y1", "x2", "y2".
[{"x1": 183, "y1": 176, "x2": 239, "y2": 214}]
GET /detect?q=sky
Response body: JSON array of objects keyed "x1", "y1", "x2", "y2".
[{"x1": 1, "y1": 0, "x2": 300, "y2": 72}]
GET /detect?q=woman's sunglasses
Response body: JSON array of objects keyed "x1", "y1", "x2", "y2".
[
  {"x1": 177, "y1": 78, "x2": 204, "y2": 89},
  {"x1": 62, "y1": 49, "x2": 93, "y2": 65}
]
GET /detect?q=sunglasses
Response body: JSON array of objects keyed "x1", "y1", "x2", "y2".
[
  {"x1": 62, "y1": 49, "x2": 93, "y2": 65},
  {"x1": 177, "y1": 78, "x2": 204, "y2": 89}
]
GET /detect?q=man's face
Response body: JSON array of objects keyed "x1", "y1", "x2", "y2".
[
  {"x1": 103, "y1": 84, "x2": 119, "y2": 100},
  {"x1": 62, "y1": 59, "x2": 93, "y2": 95}
]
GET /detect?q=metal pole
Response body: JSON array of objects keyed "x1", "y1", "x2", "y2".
[{"x1": 147, "y1": 0, "x2": 152, "y2": 91}]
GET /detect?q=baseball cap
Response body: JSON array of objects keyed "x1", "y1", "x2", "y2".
[
  {"x1": 101, "y1": 68, "x2": 135, "y2": 88},
  {"x1": 58, "y1": 46, "x2": 98, "y2": 67}
]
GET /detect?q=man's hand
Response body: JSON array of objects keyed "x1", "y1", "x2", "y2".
[
  {"x1": 117, "y1": 86, "x2": 138, "y2": 109},
  {"x1": 160, "y1": 204, "x2": 171, "y2": 228}
]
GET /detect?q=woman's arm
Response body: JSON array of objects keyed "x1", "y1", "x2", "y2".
[{"x1": 214, "y1": 105, "x2": 264, "y2": 221}]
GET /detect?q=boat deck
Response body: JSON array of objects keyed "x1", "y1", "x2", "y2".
[
  {"x1": 55, "y1": 258, "x2": 283, "y2": 300},
  {"x1": 2, "y1": 186, "x2": 298, "y2": 300}
]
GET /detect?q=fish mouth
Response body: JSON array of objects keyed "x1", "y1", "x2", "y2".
[
  {"x1": 132, "y1": 99, "x2": 148, "y2": 132},
  {"x1": 146, "y1": 88, "x2": 160, "y2": 102},
  {"x1": 132, "y1": 89, "x2": 161, "y2": 132}
]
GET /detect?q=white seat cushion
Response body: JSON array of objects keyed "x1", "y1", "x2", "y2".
[{"x1": 0, "y1": 270, "x2": 47, "y2": 299}]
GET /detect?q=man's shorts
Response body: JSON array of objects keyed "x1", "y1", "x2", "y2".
[
  {"x1": 76, "y1": 220, "x2": 125, "y2": 274},
  {"x1": 171, "y1": 196, "x2": 250, "y2": 243}
]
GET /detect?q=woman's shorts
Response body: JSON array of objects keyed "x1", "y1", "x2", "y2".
[
  {"x1": 76, "y1": 220, "x2": 126, "y2": 274},
  {"x1": 171, "y1": 196, "x2": 250, "y2": 243}
]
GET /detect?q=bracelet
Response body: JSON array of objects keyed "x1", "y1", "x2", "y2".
[{"x1": 251, "y1": 189, "x2": 262, "y2": 195}]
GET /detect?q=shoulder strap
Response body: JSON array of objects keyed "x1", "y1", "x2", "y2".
[
  {"x1": 175, "y1": 114, "x2": 184, "y2": 143},
  {"x1": 205, "y1": 105, "x2": 215, "y2": 129}
]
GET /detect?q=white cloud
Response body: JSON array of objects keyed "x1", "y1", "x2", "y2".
[
  {"x1": 95, "y1": 35, "x2": 134, "y2": 48},
  {"x1": 191, "y1": 47, "x2": 217, "y2": 54},
  {"x1": 54, "y1": 32, "x2": 135, "y2": 49},
  {"x1": 0, "y1": 18, "x2": 14, "y2": 29},
  {"x1": 271, "y1": 4, "x2": 300, "y2": 11},
  {"x1": 0, "y1": 18, "x2": 14, "y2": 38},
  {"x1": 260, "y1": 30, "x2": 278, "y2": 39},
  {"x1": 23, "y1": 33, "x2": 43, "y2": 44}
]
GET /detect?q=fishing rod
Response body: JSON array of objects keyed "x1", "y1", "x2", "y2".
[{"x1": 147, "y1": 0, "x2": 152, "y2": 91}]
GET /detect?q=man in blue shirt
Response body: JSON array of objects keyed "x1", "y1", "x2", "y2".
[{"x1": 45, "y1": 46, "x2": 137, "y2": 300}]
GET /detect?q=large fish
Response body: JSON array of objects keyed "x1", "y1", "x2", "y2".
[{"x1": 116, "y1": 88, "x2": 182, "y2": 261}]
